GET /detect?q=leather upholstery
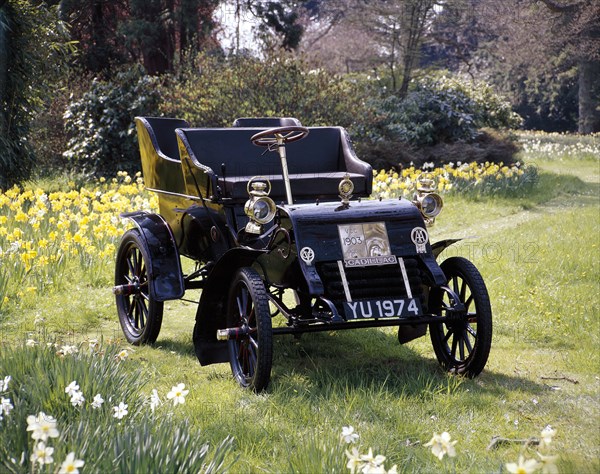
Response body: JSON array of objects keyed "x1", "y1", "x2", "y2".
[
  {"x1": 176, "y1": 126, "x2": 372, "y2": 202},
  {"x1": 232, "y1": 117, "x2": 302, "y2": 127}
]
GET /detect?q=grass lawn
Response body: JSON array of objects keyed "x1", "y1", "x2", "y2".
[{"x1": 1, "y1": 132, "x2": 599, "y2": 472}]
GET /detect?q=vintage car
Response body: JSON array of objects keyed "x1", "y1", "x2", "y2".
[{"x1": 113, "y1": 116, "x2": 492, "y2": 391}]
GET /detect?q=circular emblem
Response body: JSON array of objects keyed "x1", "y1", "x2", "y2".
[
  {"x1": 411, "y1": 227, "x2": 429, "y2": 253},
  {"x1": 299, "y1": 247, "x2": 315, "y2": 265}
]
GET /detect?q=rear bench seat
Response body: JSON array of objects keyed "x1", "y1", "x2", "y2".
[
  {"x1": 135, "y1": 116, "x2": 189, "y2": 193},
  {"x1": 175, "y1": 126, "x2": 372, "y2": 203}
]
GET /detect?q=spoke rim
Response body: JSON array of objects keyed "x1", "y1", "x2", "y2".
[
  {"x1": 231, "y1": 282, "x2": 258, "y2": 384},
  {"x1": 438, "y1": 275, "x2": 478, "y2": 364}
]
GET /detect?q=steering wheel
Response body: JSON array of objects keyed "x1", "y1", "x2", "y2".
[{"x1": 251, "y1": 126, "x2": 309, "y2": 147}]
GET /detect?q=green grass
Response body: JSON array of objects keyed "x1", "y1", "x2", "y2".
[{"x1": 1, "y1": 134, "x2": 599, "y2": 473}]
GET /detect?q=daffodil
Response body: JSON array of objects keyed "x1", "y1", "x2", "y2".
[
  {"x1": 30, "y1": 441, "x2": 54, "y2": 466},
  {"x1": 70, "y1": 391, "x2": 85, "y2": 407},
  {"x1": 149, "y1": 389, "x2": 161, "y2": 412},
  {"x1": 1, "y1": 397, "x2": 14, "y2": 420},
  {"x1": 26, "y1": 412, "x2": 59, "y2": 441},
  {"x1": 115, "y1": 348, "x2": 130, "y2": 361},
  {"x1": 112, "y1": 402, "x2": 128, "y2": 420},
  {"x1": 359, "y1": 448, "x2": 387, "y2": 469},
  {"x1": 65, "y1": 381, "x2": 80, "y2": 397},
  {"x1": 424, "y1": 431, "x2": 457, "y2": 460},
  {"x1": 341, "y1": 425, "x2": 359, "y2": 444},
  {"x1": 537, "y1": 453, "x2": 559, "y2": 474},
  {"x1": 58, "y1": 452, "x2": 84, "y2": 474},
  {"x1": 540, "y1": 426, "x2": 556, "y2": 447},
  {"x1": 91, "y1": 394, "x2": 104, "y2": 409},
  {"x1": 345, "y1": 447, "x2": 362, "y2": 474},
  {"x1": 505, "y1": 455, "x2": 540, "y2": 474},
  {"x1": 0, "y1": 375, "x2": 10, "y2": 392},
  {"x1": 166, "y1": 383, "x2": 189, "y2": 406}
]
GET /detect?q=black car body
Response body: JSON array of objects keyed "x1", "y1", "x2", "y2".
[{"x1": 113, "y1": 116, "x2": 493, "y2": 391}]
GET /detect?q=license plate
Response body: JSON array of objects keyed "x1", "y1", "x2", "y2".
[
  {"x1": 343, "y1": 298, "x2": 422, "y2": 320},
  {"x1": 338, "y1": 222, "x2": 396, "y2": 267}
]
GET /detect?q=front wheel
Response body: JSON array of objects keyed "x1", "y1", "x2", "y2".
[
  {"x1": 429, "y1": 257, "x2": 492, "y2": 377},
  {"x1": 115, "y1": 229, "x2": 163, "y2": 345},
  {"x1": 226, "y1": 267, "x2": 273, "y2": 392}
]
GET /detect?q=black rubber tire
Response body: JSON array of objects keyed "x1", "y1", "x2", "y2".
[
  {"x1": 226, "y1": 267, "x2": 273, "y2": 392},
  {"x1": 115, "y1": 229, "x2": 163, "y2": 345},
  {"x1": 429, "y1": 257, "x2": 492, "y2": 377}
]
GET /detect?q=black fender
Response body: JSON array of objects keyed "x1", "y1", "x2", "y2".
[
  {"x1": 431, "y1": 238, "x2": 462, "y2": 259},
  {"x1": 120, "y1": 211, "x2": 185, "y2": 301},
  {"x1": 193, "y1": 247, "x2": 267, "y2": 366}
]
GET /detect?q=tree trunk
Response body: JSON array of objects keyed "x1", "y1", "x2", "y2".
[
  {"x1": 578, "y1": 59, "x2": 600, "y2": 134},
  {"x1": 0, "y1": 6, "x2": 8, "y2": 128}
]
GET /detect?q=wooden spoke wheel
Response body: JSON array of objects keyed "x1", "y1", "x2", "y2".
[
  {"x1": 226, "y1": 267, "x2": 273, "y2": 392},
  {"x1": 115, "y1": 229, "x2": 163, "y2": 345},
  {"x1": 429, "y1": 257, "x2": 492, "y2": 377}
]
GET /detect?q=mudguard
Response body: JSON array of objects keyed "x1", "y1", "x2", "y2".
[
  {"x1": 193, "y1": 247, "x2": 267, "y2": 366},
  {"x1": 431, "y1": 238, "x2": 463, "y2": 259},
  {"x1": 120, "y1": 211, "x2": 185, "y2": 301}
]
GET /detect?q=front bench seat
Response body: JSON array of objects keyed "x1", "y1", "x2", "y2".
[{"x1": 176, "y1": 126, "x2": 372, "y2": 203}]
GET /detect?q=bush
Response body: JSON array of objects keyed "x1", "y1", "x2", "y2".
[
  {"x1": 364, "y1": 74, "x2": 521, "y2": 148},
  {"x1": 63, "y1": 67, "x2": 162, "y2": 177},
  {"x1": 352, "y1": 73, "x2": 522, "y2": 168},
  {"x1": 160, "y1": 53, "x2": 369, "y2": 128}
]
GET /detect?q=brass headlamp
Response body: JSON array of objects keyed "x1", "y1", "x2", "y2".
[
  {"x1": 244, "y1": 177, "x2": 276, "y2": 234},
  {"x1": 413, "y1": 173, "x2": 443, "y2": 225}
]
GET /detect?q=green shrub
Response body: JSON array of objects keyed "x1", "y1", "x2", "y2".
[
  {"x1": 63, "y1": 67, "x2": 162, "y2": 177},
  {"x1": 363, "y1": 74, "x2": 522, "y2": 148},
  {"x1": 160, "y1": 53, "x2": 368, "y2": 128}
]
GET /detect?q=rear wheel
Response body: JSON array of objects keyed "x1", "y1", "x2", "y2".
[
  {"x1": 226, "y1": 267, "x2": 273, "y2": 392},
  {"x1": 115, "y1": 229, "x2": 163, "y2": 345},
  {"x1": 429, "y1": 257, "x2": 492, "y2": 377}
]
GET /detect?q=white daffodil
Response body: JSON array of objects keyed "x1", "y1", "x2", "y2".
[
  {"x1": 112, "y1": 402, "x2": 128, "y2": 420},
  {"x1": 1, "y1": 397, "x2": 13, "y2": 417},
  {"x1": 345, "y1": 447, "x2": 362, "y2": 474},
  {"x1": 70, "y1": 391, "x2": 85, "y2": 407},
  {"x1": 424, "y1": 431, "x2": 457, "y2": 460},
  {"x1": 540, "y1": 426, "x2": 556, "y2": 448},
  {"x1": 88, "y1": 339, "x2": 99, "y2": 352},
  {"x1": 166, "y1": 383, "x2": 189, "y2": 406},
  {"x1": 91, "y1": 393, "x2": 104, "y2": 409},
  {"x1": 0, "y1": 375, "x2": 11, "y2": 392},
  {"x1": 26, "y1": 338, "x2": 38, "y2": 347},
  {"x1": 149, "y1": 389, "x2": 161, "y2": 412},
  {"x1": 537, "y1": 453, "x2": 559, "y2": 474},
  {"x1": 58, "y1": 452, "x2": 84, "y2": 474},
  {"x1": 359, "y1": 448, "x2": 387, "y2": 468},
  {"x1": 115, "y1": 349, "x2": 129, "y2": 361},
  {"x1": 505, "y1": 455, "x2": 540, "y2": 474},
  {"x1": 65, "y1": 381, "x2": 80, "y2": 397},
  {"x1": 341, "y1": 425, "x2": 360, "y2": 444},
  {"x1": 26, "y1": 412, "x2": 59, "y2": 441},
  {"x1": 30, "y1": 442, "x2": 54, "y2": 466}
]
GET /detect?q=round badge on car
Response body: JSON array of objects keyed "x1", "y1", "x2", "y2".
[
  {"x1": 411, "y1": 227, "x2": 429, "y2": 253},
  {"x1": 299, "y1": 247, "x2": 315, "y2": 265}
]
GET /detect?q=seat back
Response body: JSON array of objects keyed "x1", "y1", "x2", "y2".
[
  {"x1": 135, "y1": 116, "x2": 189, "y2": 193},
  {"x1": 232, "y1": 117, "x2": 302, "y2": 128},
  {"x1": 178, "y1": 127, "x2": 344, "y2": 178}
]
